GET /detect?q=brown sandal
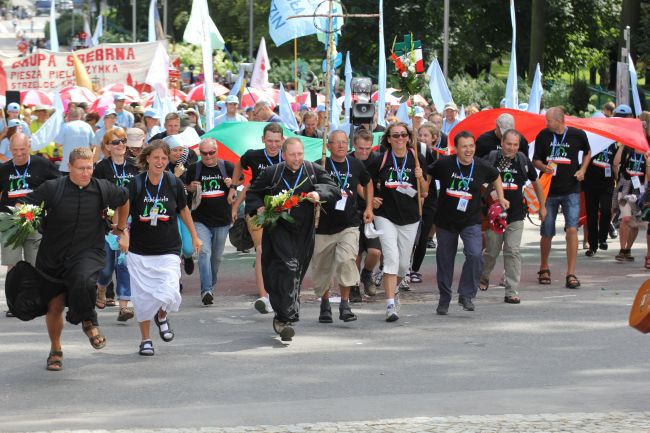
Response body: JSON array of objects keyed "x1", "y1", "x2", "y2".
[
  {"x1": 95, "y1": 286, "x2": 106, "y2": 309},
  {"x1": 46, "y1": 350, "x2": 63, "y2": 371},
  {"x1": 82, "y1": 322, "x2": 106, "y2": 350},
  {"x1": 479, "y1": 277, "x2": 489, "y2": 291},
  {"x1": 538, "y1": 269, "x2": 551, "y2": 285}
]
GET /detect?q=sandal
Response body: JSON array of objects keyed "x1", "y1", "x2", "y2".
[
  {"x1": 154, "y1": 314, "x2": 174, "y2": 342},
  {"x1": 409, "y1": 272, "x2": 422, "y2": 283},
  {"x1": 538, "y1": 269, "x2": 551, "y2": 285},
  {"x1": 117, "y1": 307, "x2": 134, "y2": 322},
  {"x1": 565, "y1": 274, "x2": 581, "y2": 289},
  {"x1": 46, "y1": 350, "x2": 63, "y2": 371},
  {"x1": 504, "y1": 295, "x2": 521, "y2": 304},
  {"x1": 105, "y1": 298, "x2": 116, "y2": 307},
  {"x1": 95, "y1": 286, "x2": 106, "y2": 309},
  {"x1": 82, "y1": 322, "x2": 107, "y2": 350},
  {"x1": 645, "y1": 256, "x2": 650, "y2": 270},
  {"x1": 479, "y1": 277, "x2": 489, "y2": 291},
  {"x1": 139, "y1": 340, "x2": 154, "y2": 356}
]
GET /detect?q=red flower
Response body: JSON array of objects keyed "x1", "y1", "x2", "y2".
[{"x1": 24, "y1": 212, "x2": 34, "y2": 221}]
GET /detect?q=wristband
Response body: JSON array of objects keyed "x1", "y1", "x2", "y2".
[
  {"x1": 116, "y1": 226, "x2": 128, "y2": 233},
  {"x1": 229, "y1": 185, "x2": 238, "y2": 190}
]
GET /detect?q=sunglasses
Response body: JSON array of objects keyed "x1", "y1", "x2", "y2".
[
  {"x1": 200, "y1": 150, "x2": 217, "y2": 157},
  {"x1": 109, "y1": 138, "x2": 127, "y2": 145},
  {"x1": 390, "y1": 132, "x2": 410, "y2": 139}
]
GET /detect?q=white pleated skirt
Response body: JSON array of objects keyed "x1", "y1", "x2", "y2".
[{"x1": 126, "y1": 252, "x2": 182, "y2": 322}]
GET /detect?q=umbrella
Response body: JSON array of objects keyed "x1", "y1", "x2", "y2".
[
  {"x1": 133, "y1": 83, "x2": 154, "y2": 94},
  {"x1": 295, "y1": 91, "x2": 326, "y2": 106},
  {"x1": 89, "y1": 92, "x2": 120, "y2": 117},
  {"x1": 240, "y1": 87, "x2": 294, "y2": 108},
  {"x1": 20, "y1": 90, "x2": 52, "y2": 107},
  {"x1": 185, "y1": 83, "x2": 230, "y2": 102},
  {"x1": 141, "y1": 89, "x2": 187, "y2": 108},
  {"x1": 60, "y1": 86, "x2": 97, "y2": 104},
  {"x1": 99, "y1": 83, "x2": 140, "y2": 101},
  {"x1": 372, "y1": 88, "x2": 401, "y2": 105}
]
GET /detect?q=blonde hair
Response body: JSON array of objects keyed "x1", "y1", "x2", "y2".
[{"x1": 69, "y1": 147, "x2": 95, "y2": 164}]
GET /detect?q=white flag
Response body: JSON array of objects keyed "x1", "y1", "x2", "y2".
[
  {"x1": 251, "y1": 37, "x2": 271, "y2": 89},
  {"x1": 504, "y1": 0, "x2": 518, "y2": 109},
  {"x1": 83, "y1": 16, "x2": 93, "y2": 47},
  {"x1": 148, "y1": 0, "x2": 158, "y2": 42},
  {"x1": 344, "y1": 52, "x2": 353, "y2": 123},
  {"x1": 427, "y1": 58, "x2": 454, "y2": 112},
  {"x1": 279, "y1": 83, "x2": 299, "y2": 132},
  {"x1": 629, "y1": 54, "x2": 642, "y2": 117},
  {"x1": 458, "y1": 105, "x2": 466, "y2": 121},
  {"x1": 183, "y1": 0, "x2": 225, "y2": 50},
  {"x1": 92, "y1": 16, "x2": 103, "y2": 46},
  {"x1": 49, "y1": 0, "x2": 59, "y2": 52},
  {"x1": 145, "y1": 42, "x2": 170, "y2": 98},
  {"x1": 528, "y1": 63, "x2": 543, "y2": 114},
  {"x1": 377, "y1": 0, "x2": 387, "y2": 127},
  {"x1": 32, "y1": 91, "x2": 64, "y2": 151},
  {"x1": 396, "y1": 102, "x2": 412, "y2": 127}
]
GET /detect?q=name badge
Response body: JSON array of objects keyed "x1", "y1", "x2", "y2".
[
  {"x1": 604, "y1": 166, "x2": 611, "y2": 178},
  {"x1": 335, "y1": 190, "x2": 348, "y2": 211},
  {"x1": 150, "y1": 206, "x2": 159, "y2": 226},
  {"x1": 397, "y1": 184, "x2": 417, "y2": 198},
  {"x1": 457, "y1": 198, "x2": 469, "y2": 212},
  {"x1": 632, "y1": 175, "x2": 641, "y2": 189},
  {"x1": 641, "y1": 184, "x2": 647, "y2": 194}
]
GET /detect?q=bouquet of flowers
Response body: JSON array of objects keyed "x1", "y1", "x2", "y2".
[
  {"x1": 254, "y1": 184, "x2": 321, "y2": 229},
  {"x1": 390, "y1": 33, "x2": 425, "y2": 102},
  {"x1": 0, "y1": 203, "x2": 44, "y2": 249}
]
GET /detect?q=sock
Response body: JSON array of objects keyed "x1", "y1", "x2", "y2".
[
  {"x1": 321, "y1": 297, "x2": 330, "y2": 307},
  {"x1": 386, "y1": 299, "x2": 395, "y2": 308}
]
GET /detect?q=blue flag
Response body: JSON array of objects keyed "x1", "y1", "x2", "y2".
[
  {"x1": 628, "y1": 54, "x2": 642, "y2": 117},
  {"x1": 269, "y1": 0, "x2": 323, "y2": 47},
  {"x1": 279, "y1": 83, "x2": 299, "y2": 132},
  {"x1": 427, "y1": 58, "x2": 453, "y2": 112}
]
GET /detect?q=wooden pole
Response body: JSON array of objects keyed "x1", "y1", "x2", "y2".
[
  {"x1": 410, "y1": 95, "x2": 423, "y2": 217},
  {"x1": 321, "y1": 0, "x2": 334, "y2": 167},
  {"x1": 294, "y1": 38, "x2": 298, "y2": 93}
]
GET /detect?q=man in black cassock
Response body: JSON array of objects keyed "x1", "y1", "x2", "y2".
[
  {"x1": 246, "y1": 137, "x2": 340, "y2": 341},
  {"x1": 21, "y1": 148, "x2": 129, "y2": 371}
]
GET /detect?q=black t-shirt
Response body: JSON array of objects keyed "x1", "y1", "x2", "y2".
[
  {"x1": 240, "y1": 148, "x2": 282, "y2": 182},
  {"x1": 186, "y1": 161, "x2": 234, "y2": 227},
  {"x1": 476, "y1": 129, "x2": 530, "y2": 158},
  {"x1": 431, "y1": 133, "x2": 449, "y2": 156},
  {"x1": 315, "y1": 156, "x2": 371, "y2": 235},
  {"x1": 0, "y1": 155, "x2": 60, "y2": 212},
  {"x1": 488, "y1": 152, "x2": 538, "y2": 223},
  {"x1": 349, "y1": 150, "x2": 379, "y2": 213},
  {"x1": 93, "y1": 157, "x2": 138, "y2": 188},
  {"x1": 128, "y1": 172, "x2": 188, "y2": 256},
  {"x1": 533, "y1": 126, "x2": 590, "y2": 196},
  {"x1": 619, "y1": 147, "x2": 647, "y2": 183},
  {"x1": 583, "y1": 143, "x2": 616, "y2": 189},
  {"x1": 428, "y1": 155, "x2": 499, "y2": 231},
  {"x1": 367, "y1": 149, "x2": 427, "y2": 226}
]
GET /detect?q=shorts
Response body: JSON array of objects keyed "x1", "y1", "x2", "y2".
[
  {"x1": 245, "y1": 214, "x2": 263, "y2": 248},
  {"x1": 1, "y1": 231, "x2": 41, "y2": 266},
  {"x1": 540, "y1": 192, "x2": 580, "y2": 237},
  {"x1": 358, "y1": 222, "x2": 381, "y2": 253},
  {"x1": 311, "y1": 227, "x2": 360, "y2": 297}
]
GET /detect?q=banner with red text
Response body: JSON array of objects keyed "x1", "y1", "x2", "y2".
[{"x1": 0, "y1": 42, "x2": 160, "y2": 94}]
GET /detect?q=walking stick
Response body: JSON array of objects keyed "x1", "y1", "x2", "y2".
[{"x1": 410, "y1": 95, "x2": 423, "y2": 217}]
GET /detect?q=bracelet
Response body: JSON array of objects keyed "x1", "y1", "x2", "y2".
[
  {"x1": 229, "y1": 185, "x2": 238, "y2": 190},
  {"x1": 116, "y1": 226, "x2": 128, "y2": 233}
]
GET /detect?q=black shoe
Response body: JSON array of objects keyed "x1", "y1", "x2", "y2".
[
  {"x1": 458, "y1": 296, "x2": 475, "y2": 311},
  {"x1": 427, "y1": 238, "x2": 436, "y2": 249},
  {"x1": 436, "y1": 304, "x2": 449, "y2": 315},
  {"x1": 349, "y1": 285, "x2": 363, "y2": 303},
  {"x1": 609, "y1": 223, "x2": 618, "y2": 239},
  {"x1": 5, "y1": 310, "x2": 15, "y2": 318},
  {"x1": 339, "y1": 304, "x2": 357, "y2": 322},
  {"x1": 599, "y1": 242, "x2": 608, "y2": 251},
  {"x1": 279, "y1": 322, "x2": 295, "y2": 341},
  {"x1": 202, "y1": 291, "x2": 214, "y2": 305},
  {"x1": 318, "y1": 302, "x2": 333, "y2": 323},
  {"x1": 183, "y1": 257, "x2": 194, "y2": 275},
  {"x1": 585, "y1": 249, "x2": 596, "y2": 257}
]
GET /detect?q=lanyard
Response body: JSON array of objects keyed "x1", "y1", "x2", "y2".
[
  {"x1": 631, "y1": 152, "x2": 644, "y2": 171},
  {"x1": 13, "y1": 157, "x2": 30, "y2": 185},
  {"x1": 144, "y1": 173, "x2": 163, "y2": 204},
  {"x1": 111, "y1": 159, "x2": 126, "y2": 180},
  {"x1": 328, "y1": 156, "x2": 350, "y2": 189},
  {"x1": 264, "y1": 149, "x2": 282, "y2": 165},
  {"x1": 282, "y1": 164, "x2": 304, "y2": 190},
  {"x1": 456, "y1": 157, "x2": 475, "y2": 189},
  {"x1": 551, "y1": 127, "x2": 568, "y2": 157},
  {"x1": 391, "y1": 150, "x2": 408, "y2": 183}
]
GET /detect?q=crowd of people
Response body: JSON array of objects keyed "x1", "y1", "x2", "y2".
[{"x1": 2, "y1": 88, "x2": 650, "y2": 370}]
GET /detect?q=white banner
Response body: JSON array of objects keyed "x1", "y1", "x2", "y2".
[{"x1": 0, "y1": 42, "x2": 160, "y2": 92}]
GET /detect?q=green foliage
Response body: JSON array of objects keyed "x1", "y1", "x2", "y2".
[
  {"x1": 43, "y1": 12, "x2": 87, "y2": 47},
  {"x1": 543, "y1": 81, "x2": 572, "y2": 112},
  {"x1": 170, "y1": 44, "x2": 236, "y2": 78},
  {"x1": 448, "y1": 74, "x2": 530, "y2": 108},
  {"x1": 568, "y1": 80, "x2": 591, "y2": 115}
]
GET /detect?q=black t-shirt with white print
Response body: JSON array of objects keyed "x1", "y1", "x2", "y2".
[
  {"x1": 239, "y1": 148, "x2": 282, "y2": 182},
  {"x1": 93, "y1": 157, "x2": 138, "y2": 187},
  {"x1": 428, "y1": 155, "x2": 499, "y2": 231},
  {"x1": 315, "y1": 156, "x2": 371, "y2": 235},
  {"x1": 488, "y1": 151, "x2": 538, "y2": 223},
  {"x1": 583, "y1": 143, "x2": 616, "y2": 189},
  {"x1": 619, "y1": 147, "x2": 646, "y2": 183},
  {"x1": 367, "y1": 149, "x2": 427, "y2": 226},
  {"x1": 186, "y1": 161, "x2": 235, "y2": 228},
  {"x1": 128, "y1": 172, "x2": 188, "y2": 256},
  {"x1": 0, "y1": 155, "x2": 60, "y2": 212},
  {"x1": 532, "y1": 126, "x2": 590, "y2": 196},
  {"x1": 349, "y1": 150, "x2": 379, "y2": 214}
]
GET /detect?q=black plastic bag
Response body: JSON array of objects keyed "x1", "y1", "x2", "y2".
[
  {"x1": 229, "y1": 218, "x2": 254, "y2": 252},
  {"x1": 5, "y1": 261, "x2": 65, "y2": 321}
]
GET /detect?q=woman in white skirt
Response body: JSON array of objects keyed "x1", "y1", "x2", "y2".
[
  {"x1": 121, "y1": 140, "x2": 201, "y2": 356},
  {"x1": 366, "y1": 122, "x2": 427, "y2": 322}
]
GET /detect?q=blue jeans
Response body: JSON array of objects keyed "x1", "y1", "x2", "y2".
[
  {"x1": 540, "y1": 192, "x2": 580, "y2": 237},
  {"x1": 97, "y1": 240, "x2": 131, "y2": 300},
  {"x1": 195, "y1": 222, "x2": 230, "y2": 295}
]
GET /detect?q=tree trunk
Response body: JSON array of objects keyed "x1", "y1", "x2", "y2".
[
  {"x1": 528, "y1": 0, "x2": 545, "y2": 84},
  {"x1": 618, "y1": 0, "x2": 641, "y2": 60}
]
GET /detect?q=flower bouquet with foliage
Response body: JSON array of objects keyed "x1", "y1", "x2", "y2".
[
  {"x1": 254, "y1": 181, "x2": 322, "y2": 229},
  {"x1": 0, "y1": 203, "x2": 44, "y2": 248},
  {"x1": 390, "y1": 33, "x2": 425, "y2": 102}
]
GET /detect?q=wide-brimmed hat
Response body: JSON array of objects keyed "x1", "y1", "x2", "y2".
[{"x1": 126, "y1": 128, "x2": 145, "y2": 147}]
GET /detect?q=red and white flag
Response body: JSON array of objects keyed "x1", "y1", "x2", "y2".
[{"x1": 251, "y1": 37, "x2": 271, "y2": 90}]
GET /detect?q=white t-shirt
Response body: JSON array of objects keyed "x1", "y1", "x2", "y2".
[
  {"x1": 214, "y1": 112, "x2": 248, "y2": 126},
  {"x1": 55, "y1": 120, "x2": 95, "y2": 171}
]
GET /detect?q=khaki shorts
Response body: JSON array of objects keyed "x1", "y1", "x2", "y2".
[
  {"x1": 1, "y1": 231, "x2": 41, "y2": 266},
  {"x1": 245, "y1": 214, "x2": 263, "y2": 248},
  {"x1": 311, "y1": 227, "x2": 360, "y2": 297}
]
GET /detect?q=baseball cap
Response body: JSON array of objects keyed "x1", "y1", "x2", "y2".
[
  {"x1": 414, "y1": 106, "x2": 425, "y2": 118},
  {"x1": 7, "y1": 102, "x2": 20, "y2": 112},
  {"x1": 443, "y1": 102, "x2": 458, "y2": 112},
  {"x1": 496, "y1": 113, "x2": 515, "y2": 135},
  {"x1": 125, "y1": 128, "x2": 145, "y2": 147},
  {"x1": 225, "y1": 95, "x2": 239, "y2": 104},
  {"x1": 104, "y1": 108, "x2": 117, "y2": 118},
  {"x1": 163, "y1": 134, "x2": 183, "y2": 149},
  {"x1": 614, "y1": 104, "x2": 632, "y2": 115},
  {"x1": 143, "y1": 109, "x2": 160, "y2": 119},
  {"x1": 7, "y1": 119, "x2": 22, "y2": 128},
  {"x1": 113, "y1": 93, "x2": 126, "y2": 101}
]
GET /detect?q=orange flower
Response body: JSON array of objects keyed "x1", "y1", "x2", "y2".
[{"x1": 25, "y1": 212, "x2": 34, "y2": 221}]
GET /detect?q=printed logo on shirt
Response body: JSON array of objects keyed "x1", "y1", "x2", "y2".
[
  {"x1": 115, "y1": 173, "x2": 135, "y2": 187},
  {"x1": 626, "y1": 155, "x2": 645, "y2": 177},
  {"x1": 445, "y1": 172, "x2": 473, "y2": 200},
  {"x1": 384, "y1": 167, "x2": 411, "y2": 189},
  {"x1": 139, "y1": 201, "x2": 170, "y2": 223},
  {"x1": 7, "y1": 174, "x2": 32, "y2": 198},
  {"x1": 200, "y1": 175, "x2": 225, "y2": 198},
  {"x1": 548, "y1": 142, "x2": 571, "y2": 165},
  {"x1": 499, "y1": 169, "x2": 518, "y2": 191},
  {"x1": 592, "y1": 151, "x2": 611, "y2": 169}
]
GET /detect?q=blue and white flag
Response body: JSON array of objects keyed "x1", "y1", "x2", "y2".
[
  {"x1": 230, "y1": 70, "x2": 244, "y2": 97},
  {"x1": 269, "y1": 0, "x2": 322, "y2": 47},
  {"x1": 49, "y1": 0, "x2": 59, "y2": 52},
  {"x1": 504, "y1": 0, "x2": 518, "y2": 109},
  {"x1": 377, "y1": 0, "x2": 387, "y2": 127},
  {"x1": 458, "y1": 105, "x2": 466, "y2": 121},
  {"x1": 92, "y1": 16, "x2": 103, "y2": 46},
  {"x1": 396, "y1": 102, "x2": 412, "y2": 127},
  {"x1": 528, "y1": 63, "x2": 543, "y2": 114},
  {"x1": 32, "y1": 91, "x2": 64, "y2": 151},
  {"x1": 148, "y1": 0, "x2": 159, "y2": 42},
  {"x1": 629, "y1": 54, "x2": 642, "y2": 117},
  {"x1": 279, "y1": 83, "x2": 299, "y2": 132},
  {"x1": 426, "y1": 58, "x2": 453, "y2": 112},
  {"x1": 343, "y1": 52, "x2": 352, "y2": 123}
]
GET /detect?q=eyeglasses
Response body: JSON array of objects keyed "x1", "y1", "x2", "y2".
[
  {"x1": 200, "y1": 150, "x2": 217, "y2": 157},
  {"x1": 390, "y1": 132, "x2": 410, "y2": 139},
  {"x1": 109, "y1": 138, "x2": 127, "y2": 145}
]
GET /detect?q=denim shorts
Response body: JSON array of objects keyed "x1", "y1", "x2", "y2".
[{"x1": 540, "y1": 192, "x2": 580, "y2": 237}]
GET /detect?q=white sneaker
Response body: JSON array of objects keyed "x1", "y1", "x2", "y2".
[
  {"x1": 254, "y1": 297, "x2": 273, "y2": 314},
  {"x1": 385, "y1": 304, "x2": 399, "y2": 322}
]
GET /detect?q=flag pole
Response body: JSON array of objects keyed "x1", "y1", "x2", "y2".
[
  {"x1": 410, "y1": 95, "x2": 422, "y2": 217},
  {"x1": 322, "y1": 0, "x2": 334, "y2": 167},
  {"x1": 294, "y1": 38, "x2": 298, "y2": 93}
]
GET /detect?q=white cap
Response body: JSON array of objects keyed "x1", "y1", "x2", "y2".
[
  {"x1": 225, "y1": 95, "x2": 239, "y2": 104},
  {"x1": 7, "y1": 102, "x2": 20, "y2": 112}
]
